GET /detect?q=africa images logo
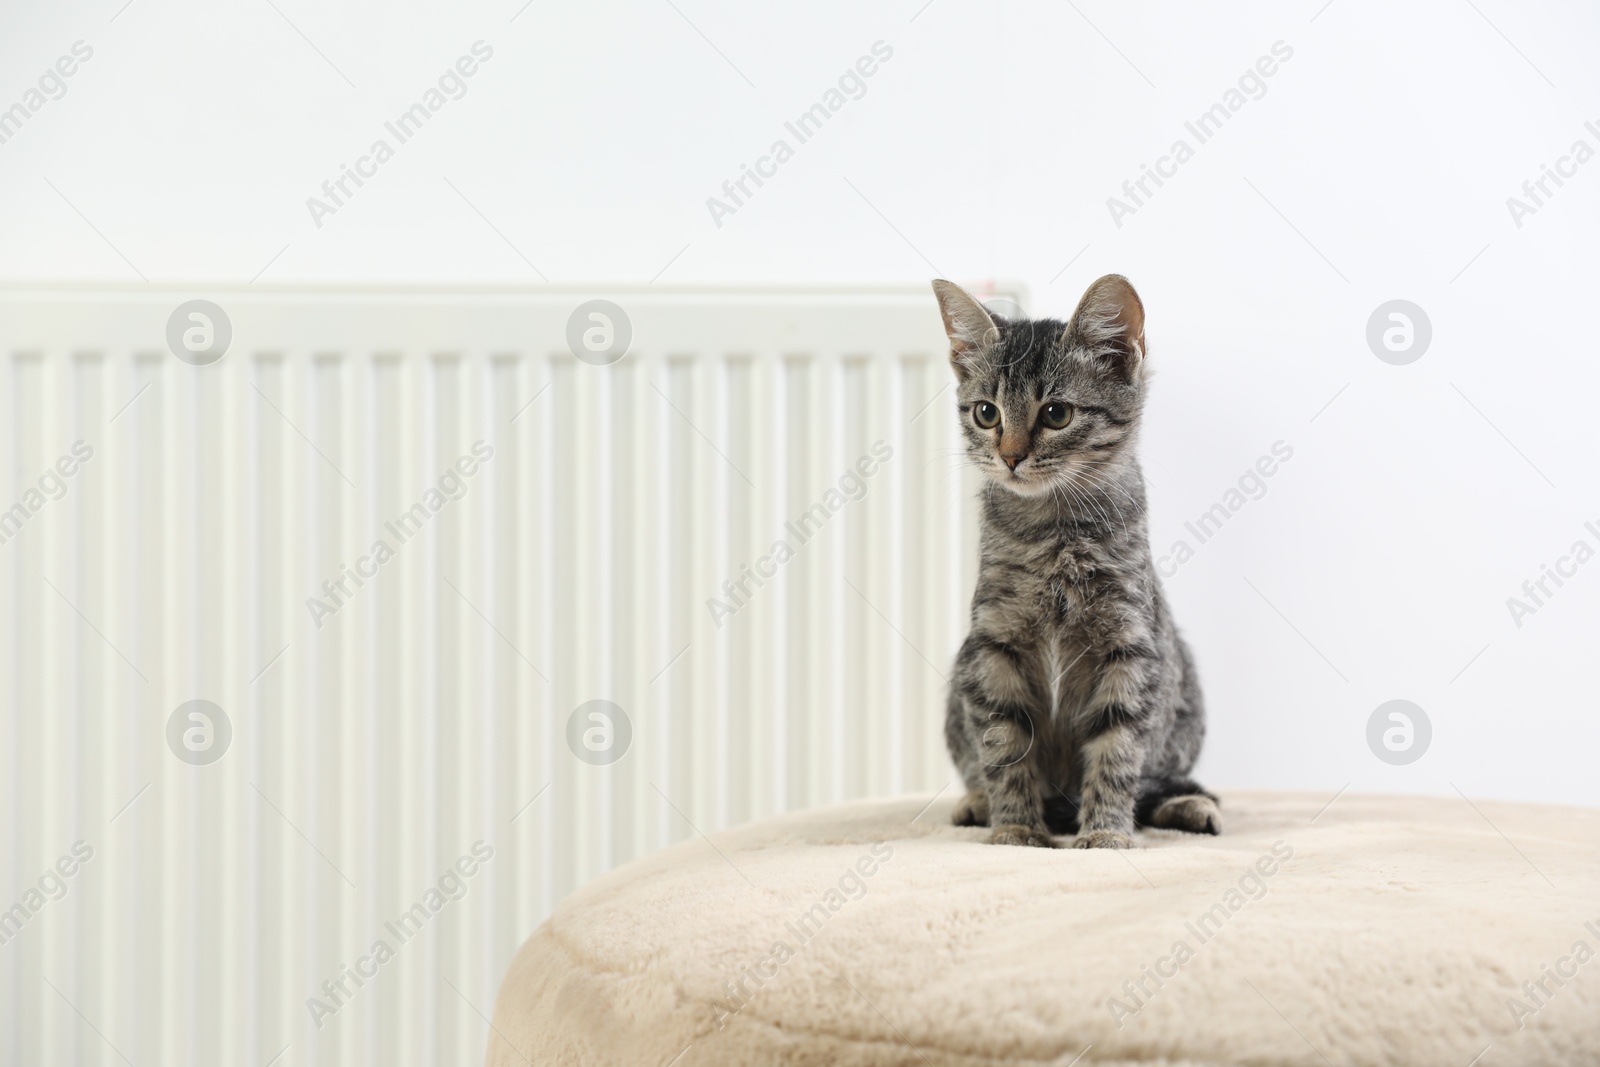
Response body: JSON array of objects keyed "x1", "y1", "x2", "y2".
[{"x1": 705, "y1": 41, "x2": 894, "y2": 228}]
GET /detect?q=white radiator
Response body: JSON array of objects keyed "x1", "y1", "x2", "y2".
[{"x1": 0, "y1": 283, "x2": 1004, "y2": 1066}]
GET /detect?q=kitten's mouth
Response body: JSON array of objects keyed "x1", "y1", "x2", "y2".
[{"x1": 990, "y1": 464, "x2": 1056, "y2": 497}]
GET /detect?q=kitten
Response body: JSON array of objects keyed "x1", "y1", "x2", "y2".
[{"x1": 933, "y1": 276, "x2": 1219, "y2": 849}]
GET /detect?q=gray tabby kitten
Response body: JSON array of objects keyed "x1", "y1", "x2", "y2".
[{"x1": 933, "y1": 275, "x2": 1219, "y2": 849}]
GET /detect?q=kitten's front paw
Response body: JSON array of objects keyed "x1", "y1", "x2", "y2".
[
  {"x1": 1072, "y1": 829, "x2": 1134, "y2": 850},
  {"x1": 988, "y1": 823, "x2": 1055, "y2": 848},
  {"x1": 952, "y1": 790, "x2": 990, "y2": 827}
]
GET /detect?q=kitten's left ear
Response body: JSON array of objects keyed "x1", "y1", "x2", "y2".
[
  {"x1": 931, "y1": 280, "x2": 999, "y2": 382},
  {"x1": 1064, "y1": 274, "x2": 1145, "y2": 382}
]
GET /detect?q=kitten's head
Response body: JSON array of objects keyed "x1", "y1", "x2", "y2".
[{"x1": 932, "y1": 275, "x2": 1147, "y2": 498}]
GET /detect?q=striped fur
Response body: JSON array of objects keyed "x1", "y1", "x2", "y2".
[{"x1": 933, "y1": 276, "x2": 1218, "y2": 849}]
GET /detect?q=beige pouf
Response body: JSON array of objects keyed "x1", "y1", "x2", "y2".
[{"x1": 487, "y1": 792, "x2": 1600, "y2": 1066}]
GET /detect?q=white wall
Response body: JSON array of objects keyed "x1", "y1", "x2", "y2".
[{"x1": 3, "y1": 0, "x2": 1596, "y2": 816}]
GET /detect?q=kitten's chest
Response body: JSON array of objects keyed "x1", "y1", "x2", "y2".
[
  {"x1": 1036, "y1": 534, "x2": 1117, "y2": 618},
  {"x1": 981, "y1": 525, "x2": 1124, "y2": 649},
  {"x1": 1032, "y1": 537, "x2": 1123, "y2": 714}
]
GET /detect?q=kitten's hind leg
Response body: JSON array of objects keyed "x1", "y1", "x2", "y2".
[
  {"x1": 951, "y1": 789, "x2": 989, "y2": 827},
  {"x1": 1136, "y1": 776, "x2": 1222, "y2": 835},
  {"x1": 945, "y1": 689, "x2": 986, "y2": 829}
]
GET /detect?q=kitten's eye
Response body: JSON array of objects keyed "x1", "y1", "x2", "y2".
[
  {"x1": 1040, "y1": 402, "x2": 1074, "y2": 430},
  {"x1": 973, "y1": 402, "x2": 1001, "y2": 429}
]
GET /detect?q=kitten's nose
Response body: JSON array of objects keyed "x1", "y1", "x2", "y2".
[{"x1": 1000, "y1": 430, "x2": 1028, "y2": 472}]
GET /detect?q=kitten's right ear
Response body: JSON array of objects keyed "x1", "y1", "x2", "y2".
[
  {"x1": 1064, "y1": 274, "x2": 1145, "y2": 382},
  {"x1": 931, "y1": 280, "x2": 998, "y2": 382}
]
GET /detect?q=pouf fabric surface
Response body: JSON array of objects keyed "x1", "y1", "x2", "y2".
[{"x1": 487, "y1": 791, "x2": 1600, "y2": 1066}]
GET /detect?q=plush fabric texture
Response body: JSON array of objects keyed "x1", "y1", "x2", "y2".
[{"x1": 487, "y1": 792, "x2": 1600, "y2": 1066}]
